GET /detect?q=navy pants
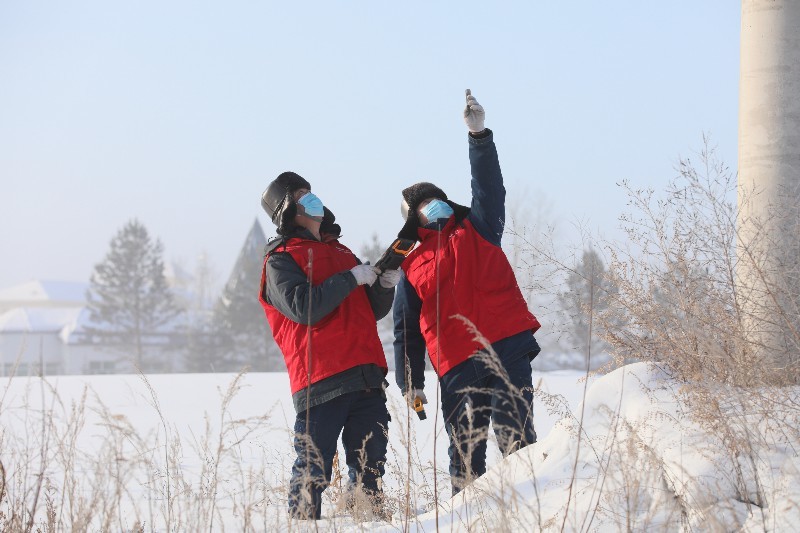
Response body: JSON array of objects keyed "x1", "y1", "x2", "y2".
[
  {"x1": 289, "y1": 389, "x2": 390, "y2": 519},
  {"x1": 441, "y1": 354, "x2": 537, "y2": 495}
]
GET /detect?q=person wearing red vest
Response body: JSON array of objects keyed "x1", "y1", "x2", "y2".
[
  {"x1": 259, "y1": 172, "x2": 401, "y2": 520},
  {"x1": 393, "y1": 91, "x2": 542, "y2": 495}
]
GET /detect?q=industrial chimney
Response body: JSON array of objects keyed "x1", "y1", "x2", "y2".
[{"x1": 738, "y1": 0, "x2": 800, "y2": 377}]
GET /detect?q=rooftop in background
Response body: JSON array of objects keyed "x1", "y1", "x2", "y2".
[
  {"x1": 0, "y1": 280, "x2": 88, "y2": 312},
  {"x1": 0, "y1": 306, "x2": 84, "y2": 334}
]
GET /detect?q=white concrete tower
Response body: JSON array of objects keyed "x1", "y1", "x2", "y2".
[{"x1": 738, "y1": 1, "x2": 800, "y2": 371}]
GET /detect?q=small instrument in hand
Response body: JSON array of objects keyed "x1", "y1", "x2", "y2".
[
  {"x1": 374, "y1": 238, "x2": 416, "y2": 272},
  {"x1": 413, "y1": 397, "x2": 427, "y2": 420}
]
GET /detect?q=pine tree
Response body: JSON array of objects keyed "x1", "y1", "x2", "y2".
[
  {"x1": 557, "y1": 248, "x2": 616, "y2": 367},
  {"x1": 360, "y1": 233, "x2": 384, "y2": 264},
  {"x1": 201, "y1": 219, "x2": 282, "y2": 372},
  {"x1": 180, "y1": 252, "x2": 221, "y2": 373},
  {"x1": 86, "y1": 219, "x2": 182, "y2": 371}
]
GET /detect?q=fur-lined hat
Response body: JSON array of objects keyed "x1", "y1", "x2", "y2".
[
  {"x1": 398, "y1": 182, "x2": 470, "y2": 240},
  {"x1": 320, "y1": 206, "x2": 341, "y2": 240},
  {"x1": 261, "y1": 171, "x2": 311, "y2": 235}
]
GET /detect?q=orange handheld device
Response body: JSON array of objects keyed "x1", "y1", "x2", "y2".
[
  {"x1": 374, "y1": 238, "x2": 416, "y2": 272},
  {"x1": 413, "y1": 397, "x2": 427, "y2": 420}
]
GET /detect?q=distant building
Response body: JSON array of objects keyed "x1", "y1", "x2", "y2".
[
  {"x1": 0, "y1": 278, "x2": 185, "y2": 376},
  {"x1": 0, "y1": 281, "x2": 92, "y2": 376},
  {"x1": 0, "y1": 280, "x2": 86, "y2": 313},
  {"x1": 0, "y1": 221, "x2": 279, "y2": 376}
]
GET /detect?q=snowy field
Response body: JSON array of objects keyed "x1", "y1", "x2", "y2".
[{"x1": 2, "y1": 363, "x2": 799, "y2": 531}]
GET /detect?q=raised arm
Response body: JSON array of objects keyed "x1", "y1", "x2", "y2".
[{"x1": 464, "y1": 90, "x2": 505, "y2": 247}]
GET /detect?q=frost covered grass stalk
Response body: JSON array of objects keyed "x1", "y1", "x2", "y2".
[
  {"x1": 385, "y1": 395, "x2": 432, "y2": 532},
  {"x1": 0, "y1": 369, "x2": 288, "y2": 532},
  {"x1": 602, "y1": 137, "x2": 800, "y2": 386},
  {"x1": 0, "y1": 346, "x2": 452, "y2": 530},
  {"x1": 510, "y1": 137, "x2": 800, "y2": 530},
  {"x1": 429, "y1": 315, "x2": 548, "y2": 530},
  {"x1": 561, "y1": 255, "x2": 596, "y2": 533},
  {"x1": 137, "y1": 372, "x2": 173, "y2": 530},
  {"x1": 0, "y1": 368, "x2": 413, "y2": 531},
  {"x1": 5, "y1": 139, "x2": 800, "y2": 531}
]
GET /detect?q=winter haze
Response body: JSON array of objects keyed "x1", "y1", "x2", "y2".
[{"x1": 0, "y1": 1, "x2": 738, "y2": 289}]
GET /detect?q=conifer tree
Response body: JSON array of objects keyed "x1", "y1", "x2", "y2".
[
  {"x1": 201, "y1": 219, "x2": 281, "y2": 372},
  {"x1": 180, "y1": 253, "x2": 221, "y2": 373},
  {"x1": 360, "y1": 232, "x2": 384, "y2": 264},
  {"x1": 558, "y1": 248, "x2": 616, "y2": 367},
  {"x1": 86, "y1": 219, "x2": 181, "y2": 371}
]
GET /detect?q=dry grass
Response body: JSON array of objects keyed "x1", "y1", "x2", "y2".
[
  {"x1": 0, "y1": 370, "x2": 284, "y2": 532},
  {"x1": 3, "y1": 140, "x2": 800, "y2": 531},
  {"x1": 483, "y1": 136, "x2": 800, "y2": 531}
]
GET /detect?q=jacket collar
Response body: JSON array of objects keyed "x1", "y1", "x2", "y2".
[
  {"x1": 285, "y1": 228, "x2": 321, "y2": 242},
  {"x1": 417, "y1": 215, "x2": 456, "y2": 242}
]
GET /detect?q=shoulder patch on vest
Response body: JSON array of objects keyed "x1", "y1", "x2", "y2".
[{"x1": 264, "y1": 236, "x2": 287, "y2": 257}]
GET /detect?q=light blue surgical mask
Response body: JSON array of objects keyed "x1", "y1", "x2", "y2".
[
  {"x1": 297, "y1": 192, "x2": 324, "y2": 218},
  {"x1": 421, "y1": 199, "x2": 454, "y2": 223}
]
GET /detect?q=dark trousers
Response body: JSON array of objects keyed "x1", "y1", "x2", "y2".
[
  {"x1": 441, "y1": 354, "x2": 537, "y2": 495},
  {"x1": 289, "y1": 389, "x2": 390, "y2": 519}
]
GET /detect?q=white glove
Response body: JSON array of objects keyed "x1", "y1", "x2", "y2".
[
  {"x1": 350, "y1": 264, "x2": 379, "y2": 286},
  {"x1": 463, "y1": 89, "x2": 485, "y2": 133},
  {"x1": 379, "y1": 269, "x2": 403, "y2": 288},
  {"x1": 407, "y1": 388, "x2": 428, "y2": 405}
]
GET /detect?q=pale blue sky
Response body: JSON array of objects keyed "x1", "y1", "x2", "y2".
[{"x1": 0, "y1": 1, "x2": 740, "y2": 289}]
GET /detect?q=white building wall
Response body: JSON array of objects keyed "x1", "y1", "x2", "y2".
[{"x1": 0, "y1": 332, "x2": 65, "y2": 377}]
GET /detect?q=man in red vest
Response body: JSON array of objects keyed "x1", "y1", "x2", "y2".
[
  {"x1": 259, "y1": 172, "x2": 401, "y2": 520},
  {"x1": 393, "y1": 90, "x2": 542, "y2": 495}
]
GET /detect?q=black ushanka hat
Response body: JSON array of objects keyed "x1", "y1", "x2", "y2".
[
  {"x1": 261, "y1": 171, "x2": 312, "y2": 235},
  {"x1": 398, "y1": 182, "x2": 470, "y2": 241},
  {"x1": 320, "y1": 206, "x2": 341, "y2": 239}
]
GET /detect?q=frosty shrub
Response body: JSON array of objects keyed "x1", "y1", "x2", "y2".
[
  {"x1": 595, "y1": 138, "x2": 800, "y2": 524},
  {"x1": 486, "y1": 137, "x2": 800, "y2": 530},
  {"x1": 605, "y1": 137, "x2": 800, "y2": 386}
]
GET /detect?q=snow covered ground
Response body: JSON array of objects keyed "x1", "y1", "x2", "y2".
[{"x1": 1, "y1": 363, "x2": 798, "y2": 531}]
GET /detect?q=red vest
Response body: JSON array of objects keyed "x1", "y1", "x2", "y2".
[
  {"x1": 259, "y1": 238, "x2": 387, "y2": 394},
  {"x1": 402, "y1": 217, "x2": 540, "y2": 377}
]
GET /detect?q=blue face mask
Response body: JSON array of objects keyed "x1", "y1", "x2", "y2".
[
  {"x1": 297, "y1": 192, "x2": 324, "y2": 218},
  {"x1": 421, "y1": 199, "x2": 454, "y2": 223}
]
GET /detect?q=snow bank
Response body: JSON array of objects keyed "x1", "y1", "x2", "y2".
[
  {"x1": 2, "y1": 363, "x2": 798, "y2": 531},
  {"x1": 399, "y1": 362, "x2": 800, "y2": 532}
]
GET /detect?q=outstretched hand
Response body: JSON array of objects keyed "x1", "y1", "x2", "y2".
[{"x1": 463, "y1": 89, "x2": 486, "y2": 133}]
